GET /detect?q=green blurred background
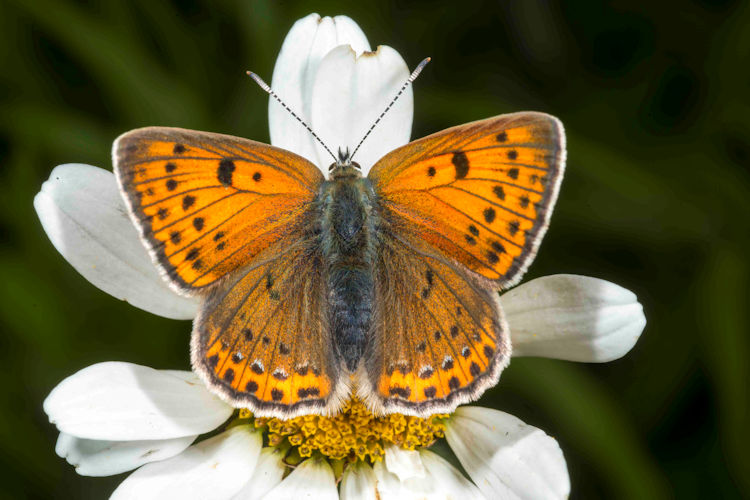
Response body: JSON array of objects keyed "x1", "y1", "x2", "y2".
[{"x1": 1, "y1": 0, "x2": 748, "y2": 498}]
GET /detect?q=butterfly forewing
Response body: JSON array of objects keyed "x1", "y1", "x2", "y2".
[
  {"x1": 113, "y1": 127, "x2": 324, "y2": 293},
  {"x1": 369, "y1": 112, "x2": 565, "y2": 288}
]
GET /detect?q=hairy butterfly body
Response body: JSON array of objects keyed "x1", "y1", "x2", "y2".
[{"x1": 114, "y1": 109, "x2": 565, "y2": 418}]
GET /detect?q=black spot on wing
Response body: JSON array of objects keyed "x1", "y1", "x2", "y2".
[
  {"x1": 483, "y1": 207, "x2": 496, "y2": 223},
  {"x1": 452, "y1": 151, "x2": 469, "y2": 179},
  {"x1": 271, "y1": 388, "x2": 284, "y2": 401},
  {"x1": 182, "y1": 195, "x2": 196, "y2": 211},
  {"x1": 389, "y1": 386, "x2": 411, "y2": 398},
  {"x1": 207, "y1": 354, "x2": 219, "y2": 368},
  {"x1": 217, "y1": 159, "x2": 235, "y2": 186}
]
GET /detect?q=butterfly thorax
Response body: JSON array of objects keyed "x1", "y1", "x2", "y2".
[{"x1": 319, "y1": 168, "x2": 377, "y2": 372}]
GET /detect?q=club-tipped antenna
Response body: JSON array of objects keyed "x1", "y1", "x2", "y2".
[
  {"x1": 350, "y1": 57, "x2": 431, "y2": 161},
  {"x1": 246, "y1": 71, "x2": 337, "y2": 163}
]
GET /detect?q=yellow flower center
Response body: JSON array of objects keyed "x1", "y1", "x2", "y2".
[{"x1": 239, "y1": 396, "x2": 447, "y2": 462}]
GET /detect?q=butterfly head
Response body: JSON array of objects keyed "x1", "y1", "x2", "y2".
[{"x1": 329, "y1": 146, "x2": 362, "y2": 178}]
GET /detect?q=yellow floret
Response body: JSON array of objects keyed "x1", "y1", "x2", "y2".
[{"x1": 242, "y1": 396, "x2": 447, "y2": 463}]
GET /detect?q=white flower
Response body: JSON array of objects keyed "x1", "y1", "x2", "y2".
[
  {"x1": 45, "y1": 361, "x2": 568, "y2": 499},
  {"x1": 37, "y1": 12, "x2": 647, "y2": 499}
]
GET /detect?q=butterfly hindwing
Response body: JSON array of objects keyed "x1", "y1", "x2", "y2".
[
  {"x1": 360, "y1": 234, "x2": 509, "y2": 416},
  {"x1": 369, "y1": 112, "x2": 565, "y2": 288},
  {"x1": 192, "y1": 230, "x2": 347, "y2": 418},
  {"x1": 113, "y1": 127, "x2": 324, "y2": 293}
]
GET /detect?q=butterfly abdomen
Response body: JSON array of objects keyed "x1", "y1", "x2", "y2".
[{"x1": 320, "y1": 177, "x2": 377, "y2": 372}]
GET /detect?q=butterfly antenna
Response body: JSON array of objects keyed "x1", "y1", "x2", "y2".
[
  {"x1": 350, "y1": 57, "x2": 431, "y2": 161},
  {"x1": 246, "y1": 71, "x2": 337, "y2": 163}
]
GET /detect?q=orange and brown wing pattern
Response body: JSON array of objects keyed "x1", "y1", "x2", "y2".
[
  {"x1": 369, "y1": 112, "x2": 565, "y2": 288},
  {"x1": 192, "y1": 233, "x2": 347, "y2": 418},
  {"x1": 113, "y1": 127, "x2": 324, "y2": 293},
  {"x1": 361, "y1": 236, "x2": 509, "y2": 416}
]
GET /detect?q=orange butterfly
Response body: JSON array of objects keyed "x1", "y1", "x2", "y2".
[{"x1": 113, "y1": 61, "x2": 565, "y2": 418}]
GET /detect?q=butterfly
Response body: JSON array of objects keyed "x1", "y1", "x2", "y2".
[{"x1": 113, "y1": 64, "x2": 565, "y2": 419}]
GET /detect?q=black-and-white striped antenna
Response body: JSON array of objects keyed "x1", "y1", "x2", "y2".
[
  {"x1": 349, "y1": 57, "x2": 431, "y2": 161},
  {"x1": 247, "y1": 56, "x2": 430, "y2": 166},
  {"x1": 246, "y1": 71, "x2": 338, "y2": 163}
]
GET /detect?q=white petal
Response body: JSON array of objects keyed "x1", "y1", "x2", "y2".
[
  {"x1": 340, "y1": 462, "x2": 378, "y2": 500},
  {"x1": 263, "y1": 457, "x2": 338, "y2": 500},
  {"x1": 374, "y1": 449, "x2": 481, "y2": 500},
  {"x1": 44, "y1": 362, "x2": 233, "y2": 441},
  {"x1": 34, "y1": 164, "x2": 199, "y2": 320},
  {"x1": 270, "y1": 13, "x2": 370, "y2": 166},
  {"x1": 231, "y1": 447, "x2": 286, "y2": 500},
  {"x1": 446, "y1": 406, "x2": 570, "y2": 500},
  {"x1": 502, "y1": 274, "x2": 645, "y2": 362},
  {"x1": 55, "y1": 432, "x2": 196, "y2": 477},
  {"x1": 310, "y1": 44, "x2": 413, "y2": 174},
  {"x1": 111, "y1": 425, "x2": 261, "y2": 500},
  {"x1": 419, "y1": 449, "x2": 486, "y2": 500},
  {"x1": 384, "y1": 443, "x2": 425, "y2": 482},
  {"x1": 372, "y1": 460, "x2": 409, "y2": 498}
]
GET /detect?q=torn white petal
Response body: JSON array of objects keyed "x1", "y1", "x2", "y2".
[{"x1": 384, "y1": 443, "x2": 426, "y2": 482}]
